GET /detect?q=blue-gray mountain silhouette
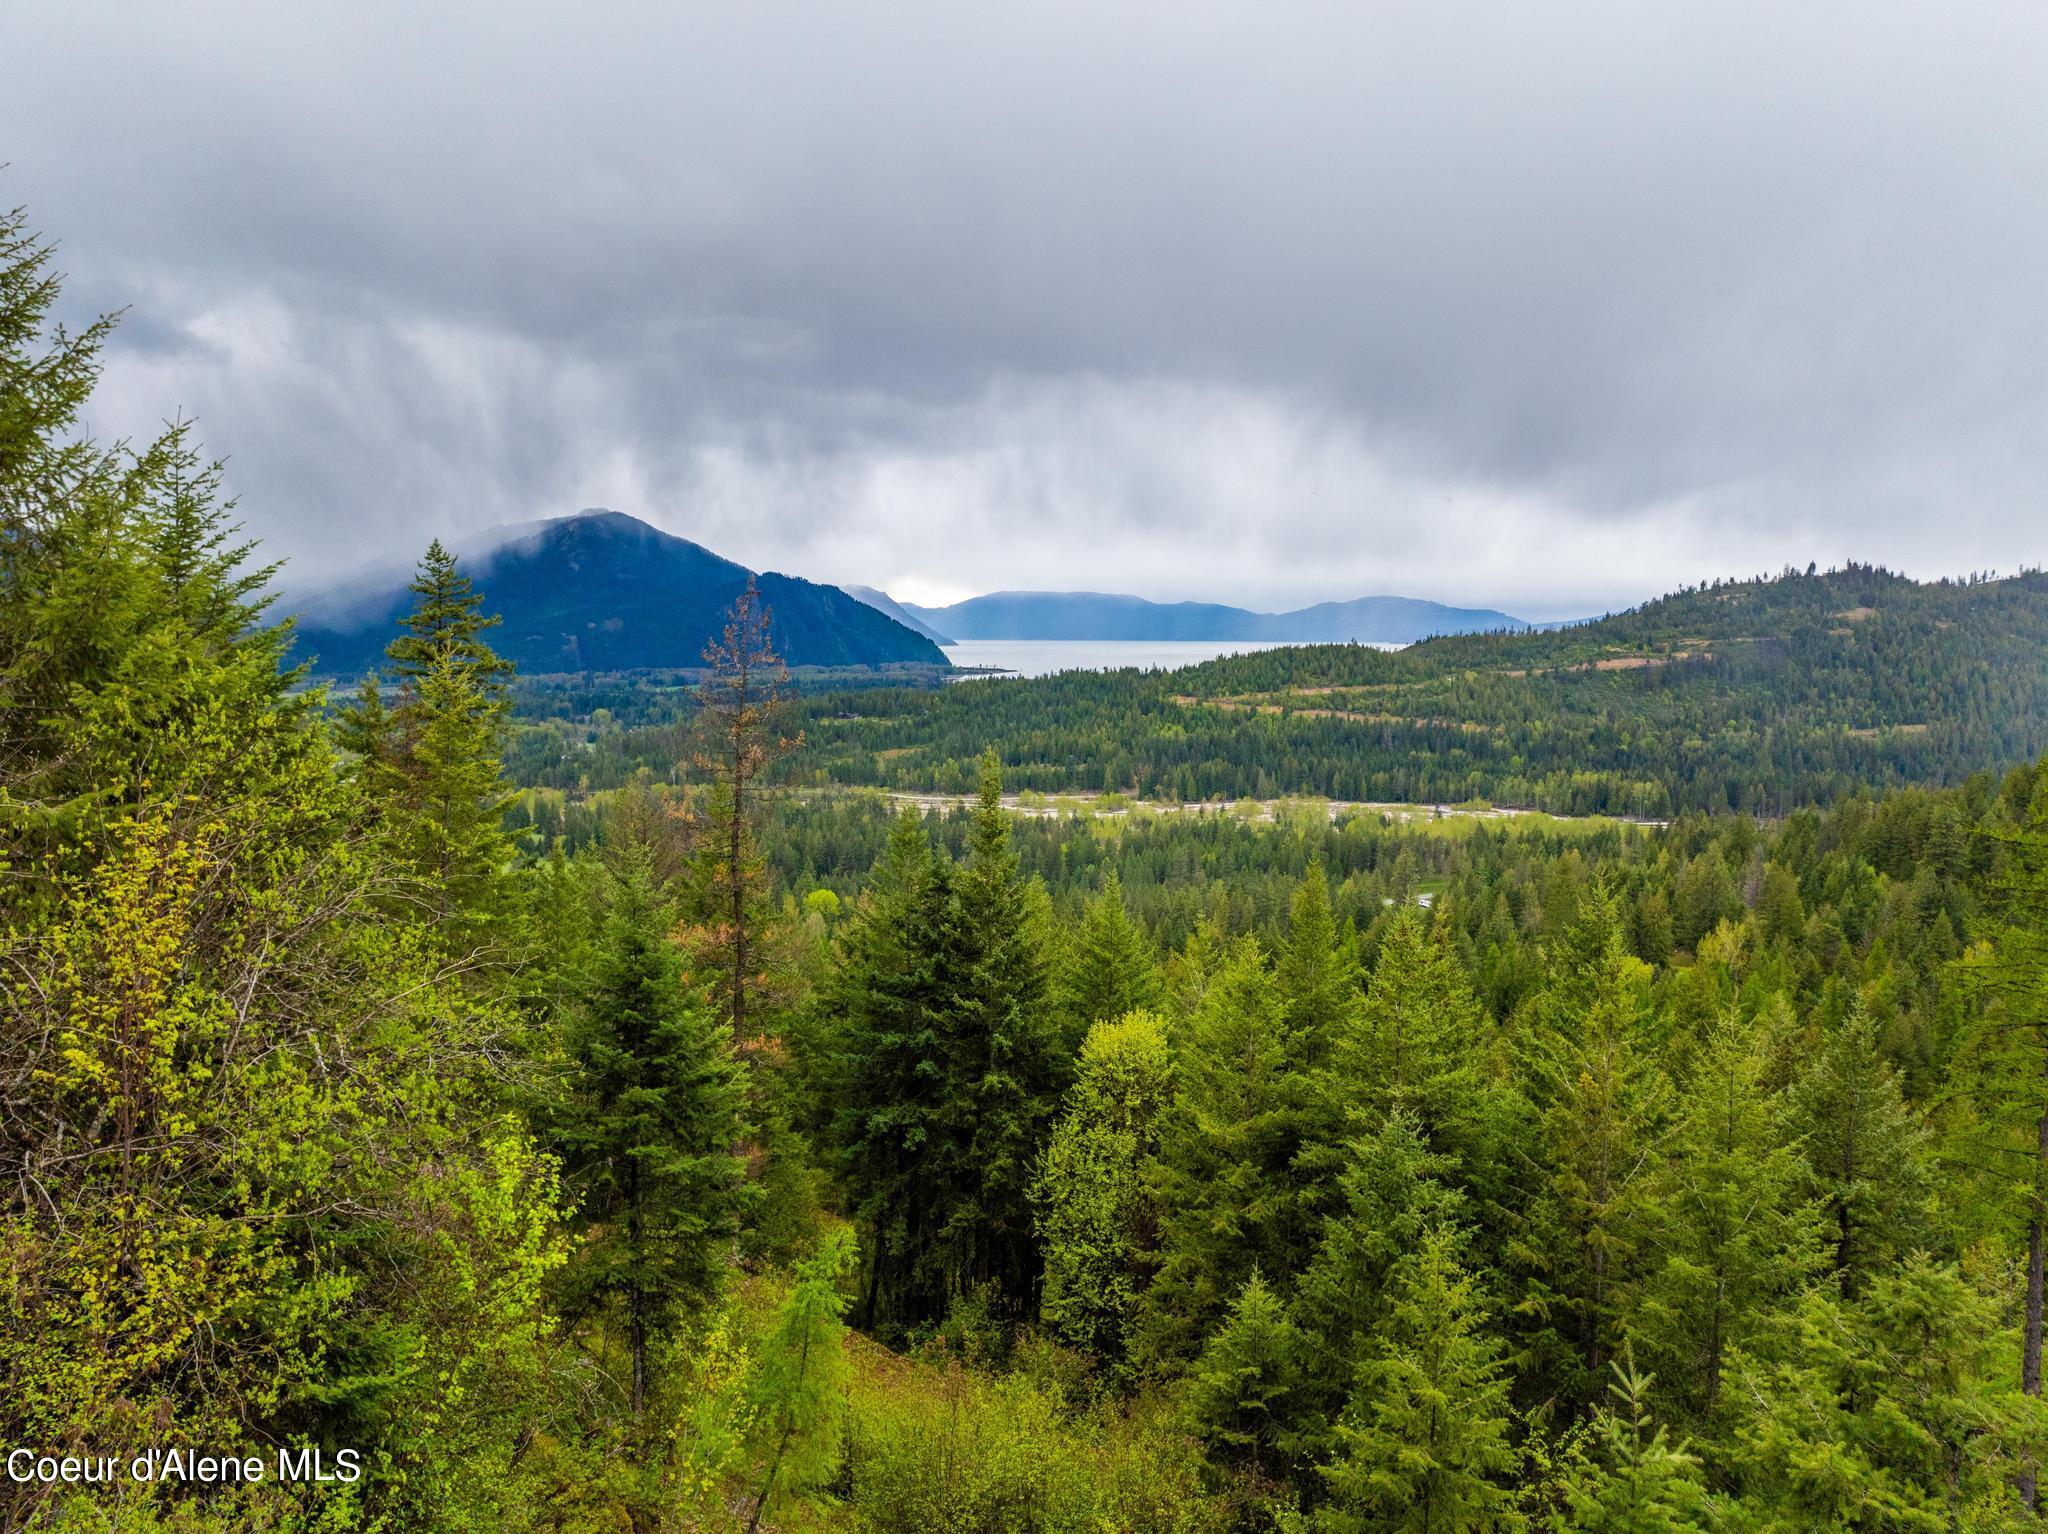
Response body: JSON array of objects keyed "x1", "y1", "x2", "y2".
[{"x1": 290, "y1": 510, "x2": 947, "y2": 675}]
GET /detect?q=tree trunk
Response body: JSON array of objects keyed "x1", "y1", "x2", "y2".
[
  {"x1": 631, "y1": 1300, "x2": 648, "y2": 1419},
  {"x1": 863, "y1": 1227, "x2": 886, "y2": 1332}
]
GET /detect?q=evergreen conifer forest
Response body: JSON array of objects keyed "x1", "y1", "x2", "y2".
[{"x1": 13, "y1": 200, "x2": 2048, "y2": 1534}]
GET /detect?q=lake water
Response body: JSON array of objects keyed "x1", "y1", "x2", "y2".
[{"x1": 944, "y1": 639, "x2": 1401, "y2": 678}]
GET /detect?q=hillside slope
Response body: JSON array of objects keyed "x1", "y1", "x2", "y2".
[
  {"x1": 793, "y1": 564, "x2": 2048, "y2": 815},
  {"x1": 290, "y1": 511, "x2": 948, "y2": 674}
]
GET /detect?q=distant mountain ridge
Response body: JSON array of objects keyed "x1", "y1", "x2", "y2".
[
  {"x1": 897, "y1": 589, "x2": 1529, "y2": 643},
  {"x1": 843, "y1": 585, "x2": 955, "y2": 644},
  {"x1": 290, "y1": 511, "x2": 947, "y2": 675}
]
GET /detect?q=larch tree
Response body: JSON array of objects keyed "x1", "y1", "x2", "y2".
[
  {"x1": 1032, "y1": 1009, "x2": 1174, "y2": 1371},
  {"x1": 686, "y1": 577, "x2": 796, "y2": 1044},
  {"x1": 746, "y1": 1228, "x2": 858, "y2": 1534}
]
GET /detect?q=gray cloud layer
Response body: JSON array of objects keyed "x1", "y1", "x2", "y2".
[{"x1": 7, "y1": 2, "x2": 2045, "y2": 617}]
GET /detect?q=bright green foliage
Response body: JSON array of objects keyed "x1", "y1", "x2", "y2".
[
  {"x1": 1142, "y1": 939, "x2": 1311, "y2": 1368},
  {"x1": 1055, "y1": 866, "x2": 1164, "y2": 1043},
  {"x1": 0, "y1": 209, "x2": 565, "y2": 1531},
  {"x1": 1345, "y1": 913, "x2": 1485, "y2": 1118},
  {"x1": 1672, "y1": 852, "x2": 1739, "y2": 954},
  {"x1": 1952, "y1": 765, "x2": 2048, "y2": 1500},
  {"x1": 1291, "y1": 1111, "x2": 1468, "y2": 1459},
  {"x1": 748, "y1": 1227, "x2": 858, "y2": 1530},
  {"x1": 1033, "y1": 1010, "x2": 1174, "y2": 1371},
  {"x1": 552, "y1": 848, "x2": 757, "y2": 1413},
  {"x1": 1789, "y1": 1001, "x2": 1931, "y2": 1297},
  {"x1": 1280, "y1": 862, "x2": 1361, "y2": 1077},
  {"x1": 1316, "y1": 1228, "x2": 1520, "y2": 1534},
  {"x1": 1544, "y1": 1356, "x2": 1717, "y2": 1533},
  {"x1": 28, "y1": 194, "x2": 2048, "y2": 1530},
  {"x1": 1725, "y1": 1257, "x2": 2036, "y2": 1532},
  {"x1": 1184, "y1": 1271, "x2": 1304, "y2": 1481},
  {"x1": 1632, "y1": 1010, "x2": 1823, "y2": 1423},
  {"x1": 844, "y1": 1347, "x2": 1230, "y2": 1534}
]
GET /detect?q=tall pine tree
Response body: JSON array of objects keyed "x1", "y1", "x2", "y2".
[
  {"x1": 554, "y1": 848, "x2": 756, "y2": 1415},
  {"x1": 942, "y1": 749, "x2": 1061, "y2": 1317}
]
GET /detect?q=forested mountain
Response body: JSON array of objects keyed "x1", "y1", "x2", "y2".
[
  {"x1": 290, "y1": 510, "x2": 948, "y2": 674},
  {"x1": 673, "y1": 563, "x2": 2046, "y2": 817},
  {"x1": 901, "y1": 587, "x2": 1531, "y2": 642}
]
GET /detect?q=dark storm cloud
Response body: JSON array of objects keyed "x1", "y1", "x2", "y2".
[{"x1": 6, "y1": 1, "x2": 2046, "y2": 616}]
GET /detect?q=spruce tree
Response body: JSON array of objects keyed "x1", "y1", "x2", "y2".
[
  {"x1": 1291, "y1": 1109, "x2": 1468, "y2": 1460},
  {"x1": 1333, "y1": 910, "x2": 1520, "y2": 1227},
  {"x1": 554, "y1": 849, "x2": 757, "y2": 1415},
  {"x1": 1142, "y1": 935, "x2": 1315, "y2": 1370},
  {"x1": 1055, "y1": 866, "x2": 1163, "y2": 1043},
  {"x1": 1954, "y1": 768, "x2": 2048, "y2": 1508},
  {"x1": 1280, "y1": 861, "x2": 1361, "y2": 1077},
  {"x1": 1316, "y1": 1227, "x2": 1520, "y2": 1534},
  {"x1": 382, "y1": 537, "x2": 516, "y2": 692},
  {"x1": 1521, "y1": 920, "x2": 1669, "y2": 1409},
  {"x1": 824, "y1": 811, "x2": 972, "y2": 1330},
  {"x1": 1184, "y1": 1270, "x2": 1304, "y2": 1483},
  {"x1": 1633, "y1": 1010, "x2": 1822, "y2": 1424},
  {"x1": 341, "y1": 538, "x2": 517, "y2": 935},
  {"x1": 1726, "y1": 1258, "x2": 2031, "y2": 1530},
  {"x1": 1789, "y1": 1000, "x2": 1930, "y2": 1299},
  {"x1": 943, "y1": 749, "x2": 1061, "y2": 1317}
]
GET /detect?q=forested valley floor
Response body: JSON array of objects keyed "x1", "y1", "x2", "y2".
[{"x1": 11, "y1": 202, "x2": 2048, "y2": 1533}]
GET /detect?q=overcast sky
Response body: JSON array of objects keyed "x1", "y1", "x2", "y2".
[{"x1": 7, "y1": 3, "x2": 2046, "y2": 619}]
